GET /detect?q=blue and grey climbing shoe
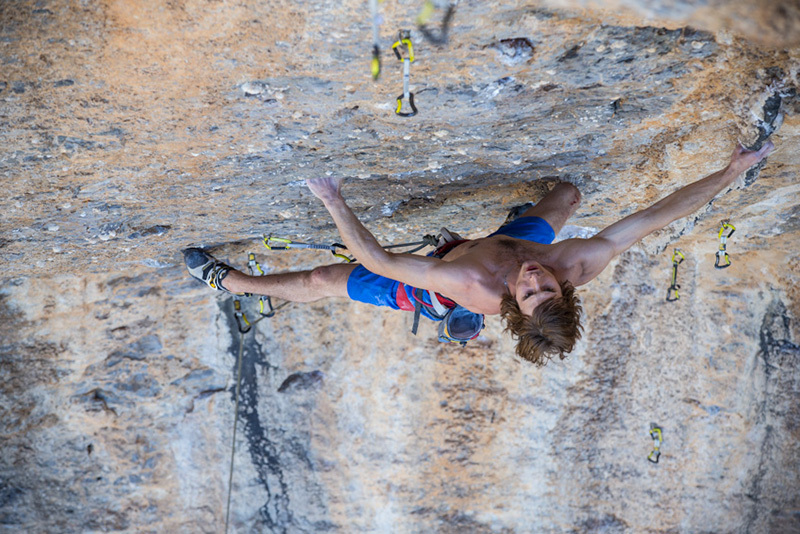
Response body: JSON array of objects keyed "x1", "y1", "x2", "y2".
[{"x1": 183, "y1": 248, "x2": 241, "y2": 294}]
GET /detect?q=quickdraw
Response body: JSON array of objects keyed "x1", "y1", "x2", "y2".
[
  {"x1": 665, "y1": 248, "x2": 685, "y2": 302},
  {"x1": 264, "y1": 235, "x2": 354, "y2": 263},
  {"x1": 248, "y1": 252, "x2": 283, "y2": 317},
  {"x1": 648, "y1": 423, "x2": 662, "y2": 464},
  {"x1": 714, "y1": 222, "x2": 735, "y2": 269},
  {"x1": 259, "y1": 296, "x2": 280, "y2": 317},
  {"x1": 369, "y1": 0, "x2": 381, "y2": 79},
  {"x1": 392, "y1": 30, "x2": 417, "y2": 117},
  {"x1": 234, "y1": 252, "x2": 293, "y2": 326},
  {"x1": 264, "y1": 233, "x2": 439, "y2": 261},
  {"x1": 247, "y1": 252, "x2": 264, "y2": 276},
  {"x1": 416, "y1": 0, "x2": 456, "y2": 45}
]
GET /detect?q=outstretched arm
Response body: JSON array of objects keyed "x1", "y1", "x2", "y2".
[
  {"x1": 569, "y1": 142, "x2": 775, "y2": 285},
  {"x1": 305, "y1": 177, "x2": 476, "y2": 295}
]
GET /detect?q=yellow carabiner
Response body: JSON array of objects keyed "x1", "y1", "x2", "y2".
[
  {"x1": 392, "y1": 37, "x2": 414, "y2": 62},
  {"x1": 258, "y1": 296, "x2": 273, "y2": 317},
  {"x1": 715, "y1": 222, "x2": 735, "y2": 269},
  {"x1": 666, "y1": 248, "x2": 684, "y2": 302},
  {"x1": 233, "y1": 300, "x2": 251, "y2": 333},
  {"x1": 264, "y1": 236, "x2": 292, "y2": 250},
  {"x1": 332, "y1": 252, "x2": 354, "y2": 263},
  {"x1": 247, "y1": 252, "x2": 264, "y2": 276},
  {"x1": 718, "y1": 222, "x2": 735, "y2": 241}
]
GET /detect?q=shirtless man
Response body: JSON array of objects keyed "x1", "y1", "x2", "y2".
[{"x1": 184, "y1": 142, "x2": 774, "y2": 364}]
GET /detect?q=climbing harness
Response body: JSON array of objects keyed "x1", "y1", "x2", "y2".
[
  {"x1": 437, "y1": 303, "x2": 484, "y2": 345},
  {"x1": 665, "y1": 248, "x2": 685, "y2": 302},
  {"x1": 416, "y1": 0, "x2": 456, "y2": 45},
  {"x1": 392, "y1": 30, "x2": 417, "y2": 117},
  {"x1": 714, "y1": 222, "x2": 735, "y2": 269},
  {"x1": 408, "y1": 281, "x2": 484, "y2": 345},
  {"x1": 369, "y1": 0, "x2": 381, "y2": 79},
  {"x1": 647, "y1": 423, "x2": 663, "y2": 464},
  {"x1": 407, "y1": 229, "x2": 485, "y2": 345}
]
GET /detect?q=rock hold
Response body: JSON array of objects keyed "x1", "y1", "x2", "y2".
[
  {"x1": 277, "y1": 370, "x2": 324, "y2": 393},
  {"x1": 744, "y1": 86, "x2": 794, "y2": 186}
]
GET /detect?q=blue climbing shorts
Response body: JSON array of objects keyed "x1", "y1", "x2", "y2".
[
  {"x1": 487, "y1": 215, "x2": 556, "y2": 243},
  {"x1": 346, "y1": 216, "x2": 556, "y2": 317}
]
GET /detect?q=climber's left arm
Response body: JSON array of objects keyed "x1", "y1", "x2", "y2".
[{"x1": 566, "y1": 142, "x2": 774, "y2": 286}]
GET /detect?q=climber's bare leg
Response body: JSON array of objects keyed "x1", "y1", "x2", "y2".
[
  {"x1": 518, "y1": 182, "x2": 582, "y2": 236},
  {"x1": 222, "y1": 263, "x2": 358, "y2": 302}
]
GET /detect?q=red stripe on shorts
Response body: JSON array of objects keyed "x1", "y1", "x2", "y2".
[{"x1": 395, "y1": 283, "x2": 416, "y2": 311}]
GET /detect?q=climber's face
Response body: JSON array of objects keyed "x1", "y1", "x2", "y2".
[{"x1": 515, "y1": 261, "x2": 562, "y2": 315}]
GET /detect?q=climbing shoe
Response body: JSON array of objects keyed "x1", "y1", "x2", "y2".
[{"x1": 183, "y1": 248, "x2": 243, "y2": 294}]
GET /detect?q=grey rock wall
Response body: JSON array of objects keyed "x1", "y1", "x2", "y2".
[{"x1": 1, "y1": 0, "x2": 799, "y2": 532}]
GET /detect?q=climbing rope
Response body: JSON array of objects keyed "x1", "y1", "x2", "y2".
[
  {"x1": 223, "y1": 327, "x2": 244, "y2": 534},
  {"x1": 714, "y1": 221, "x2": 735, "y2": 269},
  {"x1": 382, "y1": 237, "x2": 438, "y2": 253},
  {"x1": 225, "y1": 249, "x2": 292, "y2": 531},
  {"x1": 665, "y1": 248, "x2": 685, "y2": 302},
  {"x1": 392, "y1": 30, "x2": 417, "y2": 117},
  {"x1": 225, "y1": 299, "x2": 255, "y2": 533},
  {"x1": 225, "y1": 291, "x2": 282, "y2": 533}
]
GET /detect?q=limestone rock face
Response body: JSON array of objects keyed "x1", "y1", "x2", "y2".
[{"x1": 1, "y1": 0, "x2": 799, "y2": 532}]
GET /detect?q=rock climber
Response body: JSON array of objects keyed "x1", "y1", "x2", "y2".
[{"x1": 184, "y1": 142, "x2": 775, "y2": 365}]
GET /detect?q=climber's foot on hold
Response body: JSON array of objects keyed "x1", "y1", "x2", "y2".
[{"x1": 183, "y1": 247, "x2": 242, "y2": 294}]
